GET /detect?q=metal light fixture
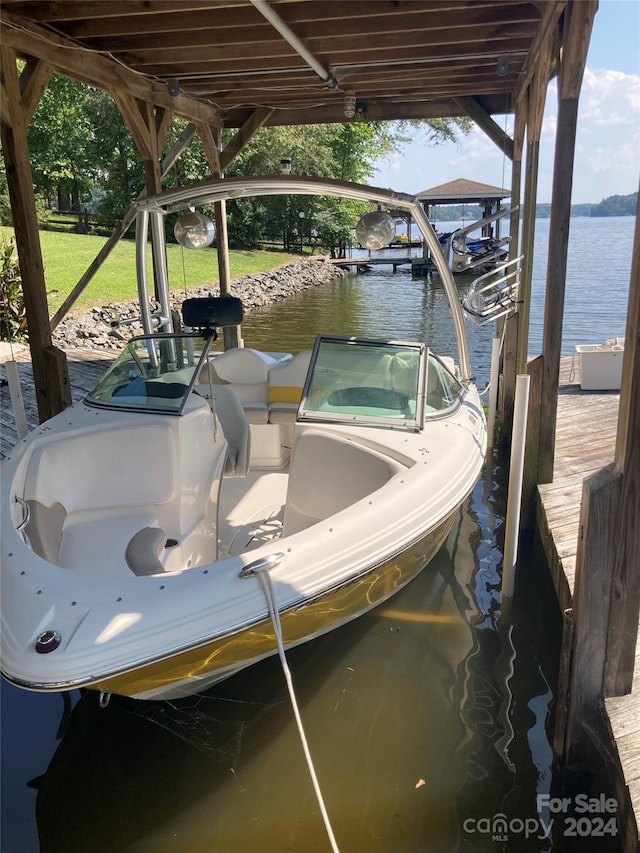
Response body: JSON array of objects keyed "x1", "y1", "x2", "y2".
[
  {"x1": 279, "y1": 156, "x2": 292, "y2": 174},
  {"x1": 167, "y1": 78, "x2": 180, "y2": 97},
  {"x1": 496, "y1": 55, "x2": 510, "y2": 77},
  {"x1": 355, "y1": 210, "x2": 396, "y2": 250},
  {"x1": 174, "y1": 213, "x2": 215, "y2": 249},
  {"x1": 344, "y1": 91, "x2": 356, "y2": 119}
]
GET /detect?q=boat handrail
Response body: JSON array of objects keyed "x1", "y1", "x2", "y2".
[
  {"x1": 462, "y1": 256, "x2": 523, "y2": 325},
  {"x1": 132, "y1": 175, "x2": 473, "y2": 380},
  {"x1": 14, "y1": 495, "x2": 30, "y2": 532}
]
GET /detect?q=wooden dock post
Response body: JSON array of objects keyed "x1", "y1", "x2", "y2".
[
  {"x1": 558, "y1": 182, "x2": 639, "y2": 852},
  {"x1": 1, "y1": 47, "x2": 71, "y2": 422}
]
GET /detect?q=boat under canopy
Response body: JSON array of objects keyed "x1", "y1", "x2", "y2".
[{"x1": 1, "y1": 176, "x2": 487, "y2": 700}]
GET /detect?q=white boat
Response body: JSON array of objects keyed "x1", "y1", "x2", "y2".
[
  {"x1": 439, "y1": 206, "x2": 514, "y2": 274},
  {"x1": 1, "y1": 177, "x2": 486, "y2": 700}
]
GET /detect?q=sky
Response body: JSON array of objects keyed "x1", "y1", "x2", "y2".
[{"x1": 372, "y1": 0, "x2": 640, "y2": 204}]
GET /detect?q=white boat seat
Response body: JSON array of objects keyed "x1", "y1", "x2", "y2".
[
  {"x1": 268, "y1": 350, "x2": 311, "y2": 424},
  {"x1": 198, "y1": 348, "x2": 280, "y2": 424},
  {"x1": 211, "y1": 385, "x2": 251, "y2": 477},
  {"x1": 125, "y1": 526, "x2": 169, "y2": 576},
  {"x1": 24, "y1": 499, "x2": 67, "y2": 563}
]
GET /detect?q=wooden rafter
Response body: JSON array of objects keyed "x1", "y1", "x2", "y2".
[
  {"x1": 0, "y1": 1, "x2": 549, "y2": 129},
  {"x1": 452, "y1": 96, "x2": 514, "y2": 160},
  {"x1": 0, "y1": 12, "x2": 222, "y2": 127}
]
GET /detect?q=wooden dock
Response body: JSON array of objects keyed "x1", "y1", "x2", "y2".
[
  {"x1": 536, "y1": 355, "x2": 639, "y2": 848},
  {"x1": 0, "y1": 342, "x2": 112, "y2": 459},
  {"x1": 329, "y1": 256, "x2": 414, "y2": 273}
]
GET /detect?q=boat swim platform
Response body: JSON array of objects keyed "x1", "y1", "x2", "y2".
[
  {"x1": 535, "y1": 355, "x2": 639, "y2": 848},
  {"x1": 1, "y1": 344, "x2": 638, "y2": 842}
]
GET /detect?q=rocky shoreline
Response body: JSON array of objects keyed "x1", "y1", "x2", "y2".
[{"x1": 52, "y1": 258, "x2": 347, "y2": 352}]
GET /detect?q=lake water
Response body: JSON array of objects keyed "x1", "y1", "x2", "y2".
[{"x1": 1, "y1": 216, "x2": 633, "y2": 852}]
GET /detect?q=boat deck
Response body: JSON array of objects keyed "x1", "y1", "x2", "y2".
[
  {"x1": 218, "y1": 470, "x2": 287, "y2": 557},
  {"x1": 536, "y1": 355, "x2": 639, "y2": 848}
]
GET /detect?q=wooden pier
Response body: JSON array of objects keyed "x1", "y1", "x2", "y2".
[
  {"x1": 329, "y1": 256, "x2": 414, "y2": 273},
  {"x1": 537, "y1": 357, "x2": 620, "y2": 609},
  {"x1": 0, "y1": 342, "x2": 112, "y2": 459},
  {"x1": 536, "y1": 355, "x2": 639, "y2": 849}
]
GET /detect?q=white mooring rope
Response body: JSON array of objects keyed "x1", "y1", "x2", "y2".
[{"x1": 254, "y1": 566, "x2": 340, "y2": 853}]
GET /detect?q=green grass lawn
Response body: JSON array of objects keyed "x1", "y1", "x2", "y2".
[{"x1": 1, "y1": 226, "x2": 301, "y2": 315}]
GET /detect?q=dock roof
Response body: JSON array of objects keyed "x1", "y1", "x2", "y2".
[{"x1": 416, "y1": 178, "x2": 510, "y2": 204}]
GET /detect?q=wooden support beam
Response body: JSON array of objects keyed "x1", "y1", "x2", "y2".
[
  {"x1": 452, "y1": 96, "x2": 513, "y2": 160},
  {"x1": 0, "y1": 45, "x2": 71, "y2": 421},
  {"x1": 19, "y1": 58, "x2": 53, "y2": 123},
  {"x1": 499, "y1": 98, "x2": 526, "y2": 447},
  {"x1": 0, "y1": 81, "x2": 11, "y2": 126},
  {"x1": 196, "y1": 123, "x2": 238, "y2": 349},
  {"x1": 197, "y1": 122, "x2": 221, "y2": 175},
  {"x1": 515, "y1": 19, "x2": 554, "y2": 375},
  {"x1": 219, "y1": 107, "x2": 275, "y2": 172},
  {"x1": 522, "y1": 354, "x2": 544, "y2": 532},
  {"x1": 513, "y1": 0, "x2": 565, "y2": 106},
  {"x1": 538, "y1": 0, "x2": 597, "y2": 484},
  {"x1": 604, "y1": 188, "x2": 640, "y2": 697},
  {"x1": 212, "y1": 108, "x2": 276, "y2": 347},
  {"x1": 112, "y1": 92, "x2": 168, "y2": 167},
  {"x1": 0, "y1": 13, "x2": 222, "y2": 129},
  {"x1": 500, "y1": 81, "x2": 543, "y2": 452},
  {"x1": 509, "y1": 103, "x2": 526, "y2": 260},
  {"x1": 565, "y1": 465, "x2": 622, "y2": 760}
]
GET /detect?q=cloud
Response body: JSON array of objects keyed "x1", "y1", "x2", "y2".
[
  {"x1": 373, "y1": 67, "x2": 640, "y2": 203},
  {"x1": 579, "y1": 68, "x2": 640, "y2": 126},
  {"x1": 572, "y1": 68, "x2": 640, "y2": 200}
]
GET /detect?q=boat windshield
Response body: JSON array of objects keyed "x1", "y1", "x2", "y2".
[
  {"x1": 85, "y1": 333, "x2": 213, "y2": 414},
  {"x1": 298, "y1": 336, "x2": 427, "y2": 431}
]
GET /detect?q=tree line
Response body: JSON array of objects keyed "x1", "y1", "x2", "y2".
[
  {"x1": 535, "y1": 192, "x2": 637, "y2": 218},
  {"x1": 1, "y1": 71, "x2": 471, "y2": 258}
]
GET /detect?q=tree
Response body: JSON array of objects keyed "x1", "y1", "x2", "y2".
[
  {"x1": 83, "y1": 90, "x2": 145, "y2": 230},
  {"x1": 27, "y1": 73, "x2": 97, "y2": 217},
  {"x1": 590, "y1": 192, "x2": 638, "y2": 217},
  {"x1": 12, "y1": 69, "x2": 473, "y2": 249},
  {"x1": 220, "y1": 119, "x2": 471, "y2": 255}
]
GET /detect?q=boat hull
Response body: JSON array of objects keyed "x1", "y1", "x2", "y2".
[{"x1": 92, "y1": 510, "x2": 456, "y2": 699}]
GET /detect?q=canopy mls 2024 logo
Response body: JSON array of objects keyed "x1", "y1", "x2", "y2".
[{"x1": 463, "y1": 794, "x2": 619, "y2": 843}]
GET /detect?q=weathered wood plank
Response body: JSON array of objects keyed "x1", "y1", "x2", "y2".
[
  {"x1": 564, "y1": 465, "x2": 622, "y2": 786},
  {"x1": 1, "y1": 345, "x2": 112, "y2": 458},
  {"x1": 537, "y1": 349, "x2": 639, "y2": 846}
]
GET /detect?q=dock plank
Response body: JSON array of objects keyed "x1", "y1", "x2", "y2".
[
  {"x1": 1, "y1": 344, "x2": 112, "y2": 459},
  {"x1": 536, "y1": 355, "x2": 639, "y2": 848}
]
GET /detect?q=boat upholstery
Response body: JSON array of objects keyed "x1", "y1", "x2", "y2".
[
  {"x1": 267, "y1": 350, "x2": 312, "y2": 424},
  {"x1": 21, "y1": 397, "x2": 226, "y2": 575},
  {"x1": 283, "y1": 428, "x2": 407, "y2": 536},
  {"x1": 125, "y1": 526, "x2": 169, "y2": 576},
  {"x1": 210, "y1": 385, "x2": 251, "y2": 476},
  {"x1": 198, "y1": 348, "x2": 281, "y2": 424}
]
